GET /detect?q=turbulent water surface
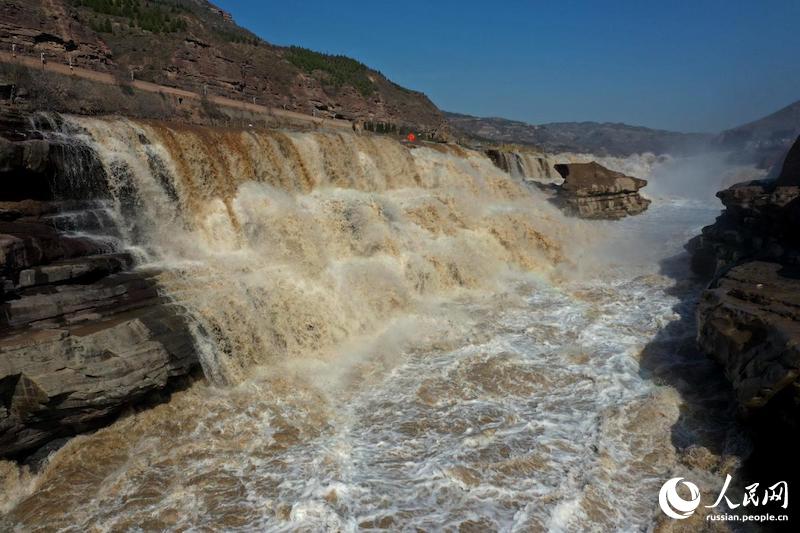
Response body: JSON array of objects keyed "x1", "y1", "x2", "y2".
[{"x1": 1, "y1": 117, "x2": 746, "y2": 531}]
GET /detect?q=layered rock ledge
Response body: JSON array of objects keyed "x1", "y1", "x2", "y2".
[
  {"x1": 688, "y1": 135, "x2": 800, "y2": 428},
  {"x1": 0, "y1": 109, "x2": 200, "y2": 458},
  {"x1": 552, "y1": 162, "x2": 651, "y2": 219},
  {"x1": 697, "y1": 261, "x2": 800, "y2": 412},
  {"x1": 485, "y1": 150, "x2": 652, "y2": 220}
]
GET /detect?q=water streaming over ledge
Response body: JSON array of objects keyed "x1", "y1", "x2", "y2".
[
  {"x1": 1, "y1": 116, "x2": 749, "y2": 531},
  {"x1": 41, "y1": 116, "x2": 588, "y2": 385}
]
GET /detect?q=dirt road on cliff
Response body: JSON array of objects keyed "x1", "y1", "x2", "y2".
[{"x1": 0, "y1": 50, "x2": 352, "y2": 130}]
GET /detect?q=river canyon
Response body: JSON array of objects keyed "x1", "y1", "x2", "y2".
[{"x1": 0, "y1": 114, "x2": 757, "y2": 531}]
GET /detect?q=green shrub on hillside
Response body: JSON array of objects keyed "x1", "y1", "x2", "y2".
[
  {"x1": 285, "y1": 47, "x2": 375, "y2": 96},
  {"x1": 88, "y1": 16, "x2": 114, "y2": 33},
  {"x1": 216, "y1": 30, "x2": 261, "y2": 46},
  {"x1": 74, "y1": 0, "x2": 187, "y2": 34}
]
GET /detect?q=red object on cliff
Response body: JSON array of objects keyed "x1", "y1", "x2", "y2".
[{"x1": 407, "y1": 133, "x2": 416, "y2": 142}]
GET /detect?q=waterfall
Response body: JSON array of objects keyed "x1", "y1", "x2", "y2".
[
  {"x1": 5, "y1": 116, "x2": 749, "y2": 533},
  {"x1": 44, "y1": 115, "x2": 589, "y2": 384},
  {"x1": 487, "y1": 147, "x2": 665, "y2": 186}
]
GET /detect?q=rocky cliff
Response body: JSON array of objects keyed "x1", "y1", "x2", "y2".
[
  {"x1": 0, "y1": 108, "x2": 200, "y2": 458},
  {"x1": 552, "y1": 162, "x2": 650, "y2": 220},
  {"x1": 688, "y1": 135, "x2": 800, "y2": 429},
  {"x1": 687, "y1": 140, "x2": 800, "y2": 279},
  {"x1": 0, "y1": 0, "x2": 444, "y2": 131}
]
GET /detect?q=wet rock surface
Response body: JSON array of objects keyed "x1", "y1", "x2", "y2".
[{"x1": 0, "y1": 113, "x2": 200, "y2": 458}]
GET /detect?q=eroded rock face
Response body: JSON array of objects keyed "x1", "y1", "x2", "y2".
[
  {"x1": 688, "y1": 135, "x2": 800, "y2": 428},
  {"x1": 0, "y1": 0, "x2": 114, "y2": 69},
  {"x1": 486, "y1": 155, "x2": 652, "y2": 220},
  {"x1": 0, "y1": 113, "x2": 200, "y2": 458},
  {"x1": 553, "y1": 162, "x2": 651, "y2": 219},
  {"x1": 697, "y1": 261, "x2": 800, "y2": 412},
  {"x1": 686, "y1": 180, "x2": 800, "y2": 278}
]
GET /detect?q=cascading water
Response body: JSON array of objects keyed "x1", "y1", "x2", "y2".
[
  {"x1": 1, "y1": 116, "x2": 748, "y2": 531},
  {"x1": 37, "y1": 116, "x2": 579, "y2": 385},
  {"x1": 492, "y1": 148, "x2": 665, "y2": 185}
]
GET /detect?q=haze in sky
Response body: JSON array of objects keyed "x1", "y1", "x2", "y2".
[{"x1": 213, "y1": 0, "x2": 799, "y2": 133}]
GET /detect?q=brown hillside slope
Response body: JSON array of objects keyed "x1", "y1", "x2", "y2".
[{"x1": 0, "y1": 0, "x2": 444, "y2": 130}]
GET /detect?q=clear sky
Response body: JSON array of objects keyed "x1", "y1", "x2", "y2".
[{"x1": 212, "y1": 0, "x2": 799, "y2": 133}]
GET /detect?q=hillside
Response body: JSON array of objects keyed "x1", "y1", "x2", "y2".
[
  {"x1": 0, "y1": 0, "x2": 444, "y2": 130},
  {"x1": 446, "y1": 112, "x2": 711, "y2": 156},
  {"x1": 717, "y1": 99, "x2": 800, "y2": 169},
  {"x1": 448, "y1": 101, "x2": 800, "y2": 165}
]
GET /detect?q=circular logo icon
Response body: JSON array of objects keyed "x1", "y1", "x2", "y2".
[{"x1": 659, "y1": 477, "x2": 701, "y2": 520}]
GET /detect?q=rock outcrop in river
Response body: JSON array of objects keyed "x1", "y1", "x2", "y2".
[
  {"x1": 552, "y1": 162, "x2": 651, "y2": 219},
  {"x1": 484, "y1": 149, "x2": 653, "y2": 220},
  {"x1": 688, "y1": 135, "x2": 800, "y2": 428},
  {"x1": 0, "y1": 109, "x2": 199, "y2": 458}
]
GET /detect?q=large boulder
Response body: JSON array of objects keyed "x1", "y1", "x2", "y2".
[
  {"x1": 554, "y1": 161, "x2": 647, "y2": 196},
  {"x1": 552, "y1": 161, "x2": 651, "y2": 219}
]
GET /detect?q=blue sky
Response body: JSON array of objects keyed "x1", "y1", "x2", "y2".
[{"x1": 213, "y1": 0, "x2": 799, "y2": 133}]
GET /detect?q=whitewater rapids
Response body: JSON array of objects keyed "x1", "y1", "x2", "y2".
[{"x1": 1, "y1": 118, "x2": 747, "y2": 531}]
